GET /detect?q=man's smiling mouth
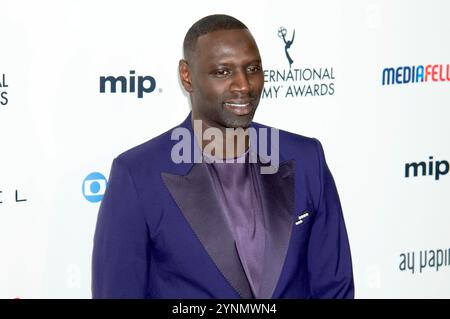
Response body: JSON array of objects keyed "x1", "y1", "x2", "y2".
[{"x1": 223, "y1": 101, "x2": 252, "y2": 115}]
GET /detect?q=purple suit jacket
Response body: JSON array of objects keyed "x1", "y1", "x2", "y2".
[{"x1": 92, "y1": 113, "x2": 354, "y2": 299}]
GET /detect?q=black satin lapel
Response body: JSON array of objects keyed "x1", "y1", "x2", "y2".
[
  {"x1": 254, "y1": 160, "x2": 296, "y2": 299},
  {"x1": 161, "y1": 163, "x2": 253, "y2": 299}
]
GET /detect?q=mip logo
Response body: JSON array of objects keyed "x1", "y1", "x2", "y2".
[
  {"x1": 278, "y1": 27, "x2": 295, "y2": 69},
  {"x1": 99, "y1": 70, "x2": 157, "y2": 98},
  {"x1": 82, "y1": 172, "x2": 107, "y2": 203}
]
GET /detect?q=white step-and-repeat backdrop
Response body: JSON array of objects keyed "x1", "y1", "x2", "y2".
[{"x1": 1, "y1": 0, "x2": 449, "y2": 298}]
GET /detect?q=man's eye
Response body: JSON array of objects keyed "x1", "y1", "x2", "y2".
[
  {"x1": 247, "y1": 65, "x2": 262, "y2": 73},
  {"x1": 214, "y1": 69, "x2": 231, "y2": 77}
]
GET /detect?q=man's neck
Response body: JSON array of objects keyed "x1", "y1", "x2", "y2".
[{"x1": 192, "y1": 119, "x2": 250, "y2": 160}]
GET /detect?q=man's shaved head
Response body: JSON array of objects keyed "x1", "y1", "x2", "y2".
[{"x1": 183, "y1": 14, "x2": 248, "y2": 62}]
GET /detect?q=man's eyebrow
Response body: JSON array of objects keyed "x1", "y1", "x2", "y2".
[
  {"x1": 206, "y1": 59, "x2": 262, "y2": 67},
  {"x1": 247, "y1": 59, "x2": 262, "y2": 64}
]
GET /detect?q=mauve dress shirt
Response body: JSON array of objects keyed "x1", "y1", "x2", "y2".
[{"x1": 204, "y1": 151, "x2": 266, "y2": 298}]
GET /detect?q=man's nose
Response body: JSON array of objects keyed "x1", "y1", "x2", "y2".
[{"x1": 230, "y1": 70, "x2": 250, "y2": 93}]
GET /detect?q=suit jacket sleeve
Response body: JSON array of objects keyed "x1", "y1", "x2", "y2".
[
  {"x1": 307, "y1": 139, "x2": 354, "y2": 298},
  {"x1": 92, "y1": 157, "x2": 150, "y2": 298}
]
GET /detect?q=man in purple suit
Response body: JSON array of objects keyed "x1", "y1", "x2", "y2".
[{"x1": 92, "y1": 14, "x2": 354, "y2": 299}]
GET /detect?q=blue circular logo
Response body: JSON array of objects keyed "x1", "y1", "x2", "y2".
[{"x1": 82, "y1": 172, "x2": 107, "y2": 203}]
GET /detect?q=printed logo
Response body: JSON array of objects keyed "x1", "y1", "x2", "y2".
[
  {"x1": 263, "y1": 26, "x2": 335, "y2": 99},
  {"x1": 0, "y1": 189, "x2": 27, "y2": 205},
  {"x1": 382, "y1": 64, "x2": 450, "y2": 85},
  {"x1": 1, "y1": 73, "x2": 9, "y2": 106},
  {"x1": 99, "y1": 70, "x2": 157, "y2": 98},
  {"x1": 82, "y1": 172, "x2": 107, "y2": 203},
  {"x1": 404, "y1": 156, "x2": 448, "y2": 180},
  {"x1": 278, "y1": 27, "x2": 295, "y2": 69}
]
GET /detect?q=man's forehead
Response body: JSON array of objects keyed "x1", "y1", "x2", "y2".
[
  {"x1": 196, "y1": 28, "x2": 255, "y2": 46},
  {"x1": 194, "y1": 29, "x2": 259, "y2": 60}
]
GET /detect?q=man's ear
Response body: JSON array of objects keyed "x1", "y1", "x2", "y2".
[{"x1": 179, "y1": 59, "x2": 193, "y2": 92}]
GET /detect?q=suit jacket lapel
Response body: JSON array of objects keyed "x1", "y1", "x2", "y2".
[
  {"x1": 254, "y1": 159, "x2": 296, "y2": 299},
  {"x1": 161, "y1": 163, "x2": 254, "y2": 299}
]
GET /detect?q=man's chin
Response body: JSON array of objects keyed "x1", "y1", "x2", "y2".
[
  {"x1": 223, "y1": 116, "x2": 253, "y2": 129},
  {"x1": 221, "y1": 110, "x2": 256, "y2": 128}
]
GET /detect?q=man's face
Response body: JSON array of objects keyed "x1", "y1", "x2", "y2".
[{"x1": 180, "y1": 29, "x2": 264, "y2": 129}]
